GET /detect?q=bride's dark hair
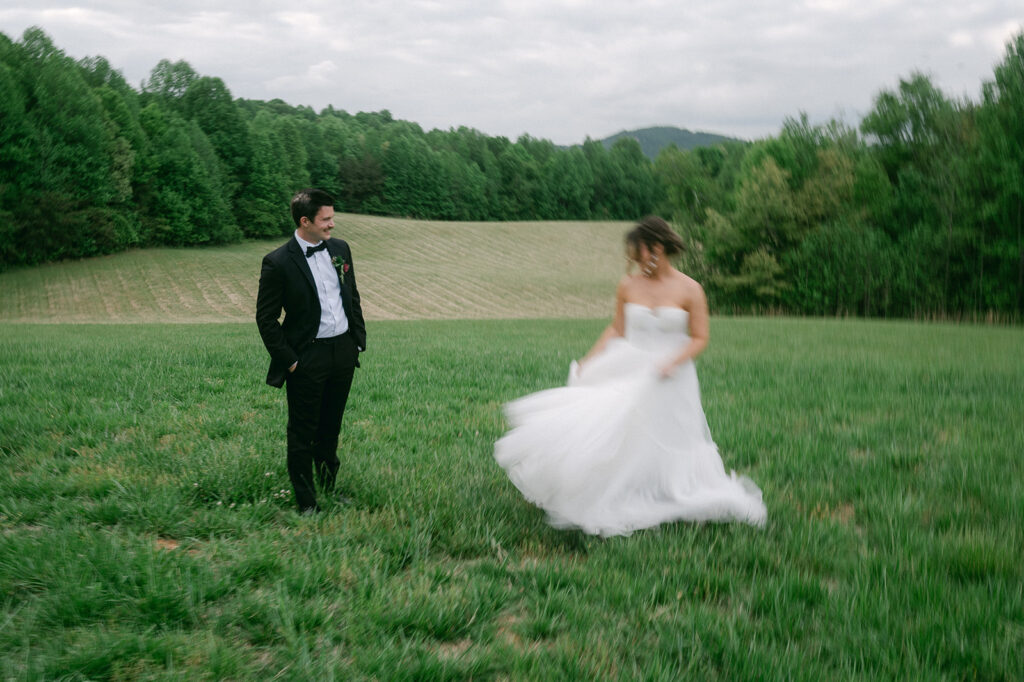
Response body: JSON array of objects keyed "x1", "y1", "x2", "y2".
[{"x1": 625, "y1": 215, "x2": 684, "y2": 257}]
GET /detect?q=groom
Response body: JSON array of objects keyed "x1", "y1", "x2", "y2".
[{"x1": 256, "y1": 188, "x2": 366, "y2": 513}]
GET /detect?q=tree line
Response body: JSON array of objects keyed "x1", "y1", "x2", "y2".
[{"x1": 2, "y1": 27, "x2": 1022, "y2": 319}]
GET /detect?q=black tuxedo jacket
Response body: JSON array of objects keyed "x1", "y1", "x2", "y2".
[{"x1": 256, "y1": 236, "x2": 366, "y2": 388}]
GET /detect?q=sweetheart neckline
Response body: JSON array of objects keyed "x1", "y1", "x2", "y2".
[{"x1": 625, "y1": 302, "x2": 687, "y2": 313}]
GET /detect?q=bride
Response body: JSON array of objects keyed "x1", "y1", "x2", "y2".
[{"x1": 494, "y1": 216, "x2": 767, "y2": 536}]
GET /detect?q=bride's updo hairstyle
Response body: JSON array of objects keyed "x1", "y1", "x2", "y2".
[{"x1": 625, "y1": 215, "x2": 685, "y2": 258}]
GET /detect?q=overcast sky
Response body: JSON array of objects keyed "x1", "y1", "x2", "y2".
[{"x1": 2, "y1": 1, "x2": 1021, "y2": 144}]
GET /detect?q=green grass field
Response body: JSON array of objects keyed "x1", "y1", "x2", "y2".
[{"x1": 1, "y1": 217, "x2": 1023, "y2": 679}]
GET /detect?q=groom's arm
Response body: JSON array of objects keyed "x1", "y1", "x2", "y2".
[
  {"x1": 343, "y1": 243, "x2": 367, "y2": 352},
  {"x1": 255, "y1": 253, "x2": 299, "y2": 370}
]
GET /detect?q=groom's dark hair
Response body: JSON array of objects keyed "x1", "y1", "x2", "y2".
[{"x1": 291, "y1": 188, "x2": 335, "y2": 227}]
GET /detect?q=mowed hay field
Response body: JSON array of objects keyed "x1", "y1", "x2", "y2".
[{"x1": 0, "y1": 215, "x2": 631, "y2": 323}]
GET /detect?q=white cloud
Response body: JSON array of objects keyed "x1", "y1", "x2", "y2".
[
  {"x1": 949, "y1": 31, "x2": 975, "y2": 48},
  {"x1": 986, "y1": 20, "x2": 1024, "y2": 52},
  {"x1": 265, "y1": 59, "x2": 337, "y2": 92}
]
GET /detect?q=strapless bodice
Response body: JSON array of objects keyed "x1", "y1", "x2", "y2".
[{"x1": 624, "y1": 303, "x2": 689, "y2": 352}]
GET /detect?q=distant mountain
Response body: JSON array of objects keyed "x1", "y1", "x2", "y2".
[{"x1": 599, "y1": 126, "x2": 744, "y2": 159}]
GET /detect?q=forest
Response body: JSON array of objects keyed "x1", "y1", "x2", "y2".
[{"x1": 1, "y1": 27, "x2": 1022, "y2": 319}]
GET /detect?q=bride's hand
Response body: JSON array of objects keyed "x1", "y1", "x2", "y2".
[{"x1": 657, "y1": 362, "x2": 676, "y2": 380}]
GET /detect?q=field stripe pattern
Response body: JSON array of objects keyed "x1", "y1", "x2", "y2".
[{"x1": 0, "y1": 215, "x2": 630, "y2": 323}]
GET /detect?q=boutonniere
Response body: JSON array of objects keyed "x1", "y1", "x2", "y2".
[{"x1": 331, "y1": 256, "x2": 350, "y2": 282}]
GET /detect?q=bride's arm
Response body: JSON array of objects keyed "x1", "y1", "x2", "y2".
[
  {"x1": 579, "y1": 279, "x2": 628, "y2": 366},
  {"x1": 659, "y1": 281, "x2": 710, "y2": 378}
]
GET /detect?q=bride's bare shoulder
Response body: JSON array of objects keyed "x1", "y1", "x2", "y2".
[
  {"x1": 673, "y1": 270, "x2": 706, "y2": 306},
  {"x1": 618, "y1": 273, "x2": 645, "y2": 295},
  {"x1": 682, "y1": 272, "x2": 705, "y2": 294}
]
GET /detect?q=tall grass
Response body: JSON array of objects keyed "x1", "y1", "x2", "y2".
[{"x1": 1, "y1": 318, "x2": 1022, "y2": 679}]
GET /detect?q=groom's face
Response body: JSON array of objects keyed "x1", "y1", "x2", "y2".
[{"x1": 299, "y1": 205, "x2": 335, "y2": 244}]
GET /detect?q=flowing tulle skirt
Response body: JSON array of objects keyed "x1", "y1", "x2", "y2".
[{"x1": 494, "y1": 338, "x2": 766, "y2": 536}]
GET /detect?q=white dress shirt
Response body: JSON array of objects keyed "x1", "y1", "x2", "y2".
[{"x1": 295, "y1": 232, "x2": 349, "y2": 339}]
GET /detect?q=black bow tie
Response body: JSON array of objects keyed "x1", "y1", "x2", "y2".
[{"x1": 305, "y1": 242, "x2": 328, "y2": 257}]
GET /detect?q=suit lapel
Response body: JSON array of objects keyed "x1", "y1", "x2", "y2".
[
  {"x1": 288, "y1": 239, "x2": 316, "y2": 293},
  {"x1": 325, "y1": 241, "x2": 353, "y2": 317}
]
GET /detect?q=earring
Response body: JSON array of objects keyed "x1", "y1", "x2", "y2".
[{"x1": 642, "y1": 253, "x2": 659, "y2": 277}]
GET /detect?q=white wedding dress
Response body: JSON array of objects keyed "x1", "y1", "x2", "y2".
[{"x1": 494, "y1": 303, "x2": 767, "y2": 536}]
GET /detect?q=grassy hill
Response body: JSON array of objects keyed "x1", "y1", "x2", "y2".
[
  {"x1": 601, "y1": 126, "x2": 745, "y2": 159},
  {"x1": 0, "y1": 215, "x2": 631, "y2": 323}
]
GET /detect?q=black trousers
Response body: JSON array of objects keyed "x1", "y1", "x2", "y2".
[{"x1": 284, "y1": 333, "x2": 358, "y2": 512}]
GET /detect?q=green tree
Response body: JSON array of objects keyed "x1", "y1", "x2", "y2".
[
  {"x1": 654, "y1": 145, "x2": 712, "y2": 225},
  {"x1": 439, "y1": 148, "x2": 488, "y2": 220},
  {"x1": 337, "y1": 152, "x2": 386, "y2": 215},
  {"x1": 732, "y1": 157, "x2": 798, "y2": 254},
  {"x1": 794, "y1": 146, "x2": 856, "y2": 229},
  {"x1": 141, "y1": 59, "x2": 199, "y2": 100},
  {"x1": 240, "y1": 111, "x2": 299, "y2": 238},
  {"x1": 607, "y1": 138, "x2": 657, "y2": 218},
  {"x1": 381, "y1": 133, "x2": 456, "y2": 218},
  {"x1": 784, "y1": 219, "x2": 896, "y2": 316},
  {"x1": 446, "y1": 127, "x2": 503, "y2": 218},
  {"x1": 1, "y1": 29, "x2": 138, "y2": 264},
  {"x1": 583, "y1": 137, "x2": 656, "y2": 219},
  {"x1": 180, "y1": 76, "x2": 253, "y2": 199},
  {"x1": 862, "y1": 73, "x2": 972, "y2": 313},
  {"x1": 496, "y1": 143, "x2": 543, "y2": 219},
  {"x1": 542, "y1": 147, "x2": 593, "y2": 219},
  {"x1": 135, "y1": 102, "x2": 238, "y2": 245},
  {"x1": 976, "y1": 31, "x2": 1024, "y2": 313},
  {"x1": 0, "y1": 40, "x2": 36, "y2": 264}
]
